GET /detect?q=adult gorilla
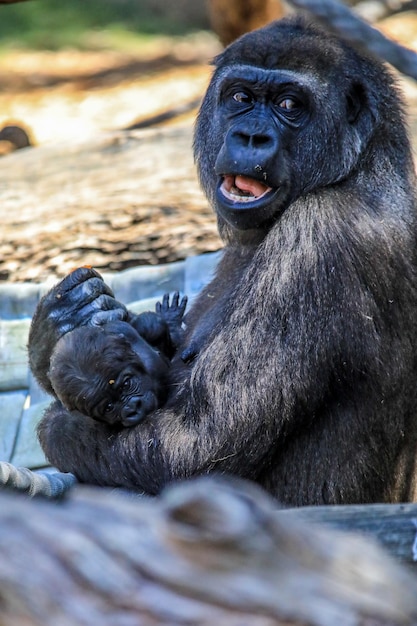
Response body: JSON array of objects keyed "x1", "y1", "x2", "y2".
[{"x1": 29, "y1": 17, "x2": 417, "y2": 505}]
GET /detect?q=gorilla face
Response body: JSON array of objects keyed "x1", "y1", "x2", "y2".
[
  {"x1": 212, "y1": 67, "x2": 308, "y2": 230},
  {"x1": 195, "y1": 24, "x2": 379, "y2": 234},
  {"x1": 87, "y1": 362, "x2": 161, "y2": 428}
]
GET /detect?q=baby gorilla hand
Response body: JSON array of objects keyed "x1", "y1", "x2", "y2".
[
  {"x1": 28, "y1": 267, "x2": 127, "y2": 394},
  {"x1": 155, "y1": 292, "x2": 187, "y2": 326}
]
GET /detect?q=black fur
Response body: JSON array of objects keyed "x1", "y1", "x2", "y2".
[{"x1": 29, "y1": 17, "x2": 417, "y2": 504}]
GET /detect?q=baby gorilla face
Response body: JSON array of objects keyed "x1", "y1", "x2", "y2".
[
  {"x1": 49, "y1": 321, "x2": 170, "y2": 427},
  {"x1": 92, "y1": 363, "x2": 160, "y2": 426}
]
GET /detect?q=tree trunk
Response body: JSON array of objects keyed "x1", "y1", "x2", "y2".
[{"x1": 0, "y1": 477, "x2": 417, "y2": 626}]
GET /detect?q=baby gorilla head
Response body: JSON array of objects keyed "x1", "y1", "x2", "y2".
[{"x1": 48, "y1": 321, "x2": 170, "y2": 427}]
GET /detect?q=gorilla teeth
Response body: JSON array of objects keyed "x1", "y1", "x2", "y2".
[{"x1": 221, "y1": 174, "x2": 272, "y2": 203}]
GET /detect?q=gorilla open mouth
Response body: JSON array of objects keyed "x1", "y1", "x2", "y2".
[
  {"x1": 220, "y1": 174, "x2": 273, "y2": 203},
  {"x1": 216, "y1": 174, "x2": 283, "y2": 230}
]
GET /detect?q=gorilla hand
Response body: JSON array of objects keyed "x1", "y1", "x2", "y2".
[
  {"x1": 155, "y1": 292, "x2": 188, "y2": 326},
  {"x1": 28, "y1": 267, "x2": 127, "y2": 395}
]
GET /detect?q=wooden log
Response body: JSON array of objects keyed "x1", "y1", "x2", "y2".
[
  {"x1": 0, "y1": 477, "x2": 417, "y2": 625},
  {"x1": 0, "y1": 125, "x2": 221, "y2": 283},
  {"x1": 281, "y1": 502, "x2": 417, "y2": 565}
]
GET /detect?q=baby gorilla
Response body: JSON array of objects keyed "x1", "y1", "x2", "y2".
[{"x1": 48, "y1": 293, "x2": 187, "y2": 427}]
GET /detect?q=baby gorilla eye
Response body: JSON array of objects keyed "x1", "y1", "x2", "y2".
[{"x1": 105, "y1": 402, "x2": 114, "y2": 413}]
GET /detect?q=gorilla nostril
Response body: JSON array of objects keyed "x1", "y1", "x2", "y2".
[
  {"x1": 234, "y1": 130, "x2": 272, "y2": 150},
  {"x1": 234, "y1": 130, "x2": 251, "y2": 147},
  {"x1": 252, "y1": 133, "x2": 271, "y2": 148}
]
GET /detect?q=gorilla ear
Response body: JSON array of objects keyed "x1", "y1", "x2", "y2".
[
  {"x1": 212, "y1": 51, "x2": 224, "y2": 67},
  {"x1": 346, "y1": 80, "x2": 378, "y2": 148}
]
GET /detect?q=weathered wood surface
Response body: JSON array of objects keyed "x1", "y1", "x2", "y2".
[
  {"x1": 282, "y1": 502, "x2": 417, "y2": 564},
  {"x1": 0, "y1": 477, "x2": 417, "y2": 626},
  {"x1": 0, "y1": 124, "x2": 221, "y2": 283}
]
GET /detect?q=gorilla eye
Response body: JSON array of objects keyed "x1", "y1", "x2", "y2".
[
  {"x1": 278, "y1": 97, "x2": 298, "y2": 110},
  {"x1": 105, "y1": 402, "x2": 114, "y2": 413},
  {"x1": 232, "y1": 91, "x2": 253, "y2": 105},
  {"x1": 274, "y1": 94, "x2": 306, "y2": 126},
  {"x1": 122, "y1": 377, "x2": 132, "y2": 390}
]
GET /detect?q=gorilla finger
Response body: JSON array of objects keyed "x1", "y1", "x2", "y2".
[
  {"x1": 55, "y1": 319, "x2": 79, "y2": 336},
  {"x1": 161, "y1": 293, "x2": 170, "y2": 313},
  {"x1": 86, "y1": 293, "x2": 127, "y2": 313},
  {"x1": 91, "y1": 308, "x2": 128, "y2": 326},
  {"x1": 179, "y1": 295, "x2": 188, "y2": 315},
  {"x1": 155, "y1": 300, "x2": 162, "y2": 314},
  {"x1": 55, "y1": 267, "x2": 104, "y2": 296},
  {"x1": 181, "y1": 341, "x2": 199, "y2": 364},
  {"x1": 73, "y1": 277, "x2": 115, "y2": 303},
  {"x1": 170, "y1": 291, "x2": 180, "y2": 308}
]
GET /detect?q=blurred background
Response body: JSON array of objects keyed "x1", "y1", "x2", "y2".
[{"x1": 0, "y1": 0, "x2": 217, "y2": 146}]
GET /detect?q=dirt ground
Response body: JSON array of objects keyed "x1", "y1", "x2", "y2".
[{"x1": 2, "y1": 21, "x2": 417, "y2": 283}]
